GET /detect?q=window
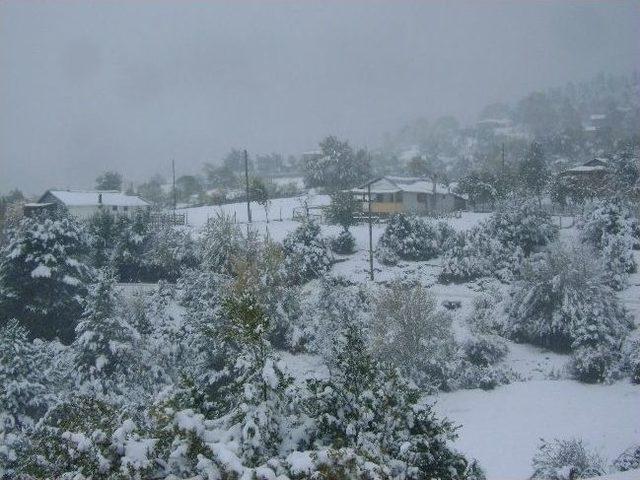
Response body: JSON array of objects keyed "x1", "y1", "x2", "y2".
[
  {"x1": 123, "y1": 206, "x2": 128, "y2": 212},
  {"x1": 112, "y1": 206, "x2": 117, "y2": 211},
  {"x1": 417, "y1": 193, "x2": 427, "y2": 203},
  {"x1": 395, "y1": 192, "x2": 403, "y2": 202},
  {"x1": 375, "y1": 193, "x2": 385, "y2": 202}
]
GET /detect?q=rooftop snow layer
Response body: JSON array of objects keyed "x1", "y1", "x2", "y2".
[{"x1": 45, "y1": 190, "x2": 150, "y2": 207}]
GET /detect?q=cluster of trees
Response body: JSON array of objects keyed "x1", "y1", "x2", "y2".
[{"x1": 0, "y1": 209, "x2": 487, "y2": 479}]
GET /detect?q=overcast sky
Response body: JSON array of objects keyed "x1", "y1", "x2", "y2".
[{"x1": 1, "y1": 1, "x2": 639, "y2": 194}]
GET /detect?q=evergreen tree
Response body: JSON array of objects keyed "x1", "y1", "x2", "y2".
[
  {"x1": 304, "y1": 323, "x2": 484, "y2": 478},
  {"x1": 304, "y1": 136, "x2": 370, "y2": 191},
  {"x1": 519, "y1": 142, "x2": 549, "y2": 204},
  {"x1": 95, "y1": 171, "x2": 123, "y2": 191},
  {"x1": 73, "y1": 271, "x2": 140, "y2": 398},
  {"x1": 282, "y1": 219, "x2": 331, "y2": 283},
  {"x1": 0, "y1": 212, "x2": 92, "y2": 343}
]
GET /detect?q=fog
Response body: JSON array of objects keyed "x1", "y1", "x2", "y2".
[{"x1": 1, "y1": 1, "x2": 638, "y2": 194}]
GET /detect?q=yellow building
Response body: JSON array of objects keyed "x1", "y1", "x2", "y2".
[{"x1": 350, "y1": 176, "x2": 467, "y2": 215}]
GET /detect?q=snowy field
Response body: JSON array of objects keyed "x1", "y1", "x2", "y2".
[{"x1": 181, "y1": 195, "x2": 640, "y2": 480}]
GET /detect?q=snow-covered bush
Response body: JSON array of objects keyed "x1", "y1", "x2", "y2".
[
  {"x1": 577, "y1": 199, "x2": 637, "y2": 290},
  {"x1": 304, "y1": 323, "x2": 485, "y2": 479},
  {"x1": 621, "y1": 333, "x2": 640, "y2": 384},
  {"x1": 467, "y1": 286, "x2": 504, "y2": 335},
  {"x1": 614, "y1": 445, "x2": 640, "y2": 472},
  {"x1": 0, "y1": 211, "x2": 92, "y2": 343},
  {"x1": 372, "y1": 281, "x2": 458, "y2": 390},
  {"x1": 111, "y1": 210, "x2": 152, "y2": 282},
  {"x1": 329, "y1": 228, "x2": 355, "y2": 254},
  {"x1": 73, "y1": 271, "x2": 143, "y2": 401},
  {"x1": 504, "y1": 244, "x2": 633, "y2": 382},
  {"x1": 292, "y1": 276, "x2": 372, "y2": 356},
  {"x1": 282, "y1": 219, "x2": 331, "y2": 284},
  {"x1": 487, "y1": 199, "x2": 558, "y2": 256},
  {"x1": 376, "y1": 213, "x2": 440, "y2": 262},
  {"x1": 531, "y1": 438, "x2": 606, "y2": 480},
  {"x1": 375, "y1": 241, "x2": 399, "y2": 266},
  {"x1": 441, "y1": 199, "x2": 556, "y2": 282},
  {"x1": 143, "y1": 225, "x2": 197, "y2": 282},
  {"x1": 196, "y1": 212, "x2": 245, "y2": 276},
  {"x1": 453, "y1": 363, "x2": 517, "y2": 391},
  {"x1": 0, "y1": 320, "x2": 55, "y2": 432},
  {"x1": 232, "y1": 240, "x2": 301, "y2": 350},
  {"x1": 462, "y1": 335, "x2": 509, "y2": 367},
  {"x1": 21, "y1": 396, "x2": 155, "y2": 479}
]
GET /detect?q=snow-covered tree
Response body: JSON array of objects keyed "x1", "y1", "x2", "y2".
[
  {"x1": 326, "y1": 190, "x2": 359, "y2": 254},
  {"x1": 73, "y1": 271, "x2": 141, "y2": 399},
  {"x1": 504, "y1": 244, "x2": 633, "y2": 382},
  {"x1": 372, "y1": 282, "x2": 458, "y2": 390},
  {"x1": 143, "y1": 224, "x2": 197, "y2": 282},
  {"x1": 304, "y1": 323, "x2": 484, "y2": 479},
  {"x1": 441, "y1": 199, "x2": 556, "y2": 282},
  {"x1": 0, "y1": 212, "x2": 92, "y2": 343},
  {"x1": 519, "y1": 142, "x2": 550, "y2": 204},
  {"x1": 292, "y1": 276, "x2": 372, "y2": 356},
  {"x1": 282, "y1": 219, "x2": 331, "y2": 283},
  {"x1": 577, "y1": 199, "x2": 637, "y2": 290},
  {"x1": 304, "y1": 136, "x2": 370, "y2": 191},
  {"x1": 196, "y1": 212, "x2": 245, "y2": 276},
  {"x1": 112, "y1": 210, "x2": 151, "y2": 282},
  {"x1": 0, "y1": 320, "x2": 54, "y2": 432}
]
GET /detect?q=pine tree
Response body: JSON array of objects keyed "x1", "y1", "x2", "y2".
[
  {"x1": 0, "y1": 212, "x2": 92, "y2": 343},
  {"x1": 282, "y1": 219, "x2": 331, "y2": 283},
  {"x1": 304, "y1": 323, "x2": 484, "y2": 478},
  {"x1": 73, "y1": 270, "x2": 140, "y2": 399}
]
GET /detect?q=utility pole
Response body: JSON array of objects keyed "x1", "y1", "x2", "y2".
[
  {"x1": 502, "y1": 143, "x2": 505, "y2": 173},
  {"x1": 367, "y1": 183, "x2": 374, "y2": 281},
  {"x1": 172, "y1": 158, "x2": 177, "y2": 214},
  {"x1": 244, "y1": 149, "x2": 252, "y2": 224}
]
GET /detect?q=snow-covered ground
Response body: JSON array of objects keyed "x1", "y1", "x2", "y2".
[
  {"x1": 430, "y1": 381, "x2": 640, "y2": 480},
  {"x1": 181, "y1": 195, "x2": 640, "y2": 480}
]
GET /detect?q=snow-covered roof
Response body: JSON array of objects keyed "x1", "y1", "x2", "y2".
[
  {"x1": 590, "y1": 113, "x2": 606, "y2": 121},
  {"x1": 565, "y1": 165, "x2": 607, "y2": 173},
  {"x1": 351, "y1": 176, "x2": 464, "y2": 198},
  {"x1": 41, "y1": 190, "x2": 150, "y2": 207}
]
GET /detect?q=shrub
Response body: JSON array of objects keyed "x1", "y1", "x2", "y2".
[
  {"x1": 531, "y1": 438, "x2": 606, "y2": 480},
  {"x1": 293, "y1": 276, "x2": 372, "y2": 356},
  {"x1": 578, "y1": 199, "x2": 637, "y2": 290},
  {"x1": 377, "y1": 213, "x2": 440, "y2": 261},
  {"x1": 462, "y1": 335, "x2": 509, "y2": 367},
  {"x1": 330, "y1": 228, "x2": 355, "y2": 254},
  {"x1": 613, "y1": 445, "x2": 640, "y2": 472},
  {"x1": 440, "y1": 227, "x2": 523, "y2": 282},
  {"x1": 372, "y1": 282, "x2": 458, "y2": 390},
  {"x1": 621, "y1": 333, "x2": 640, "y2": 384},
  {"x1": 282, "y1": 219, "x2": 331, "y2": 283},
  {"x1": 375, "y1": 242, "x2": 399, "y2": 266},
  {"x1": 440, "y1": 199, "x2": 557, "y2": 282},
  {"x1": 196, "y1": 212, "x2": 245, "y2": 276},
  {"x1": 504, "y1": 244, "x2": 633, "y2": 383}
]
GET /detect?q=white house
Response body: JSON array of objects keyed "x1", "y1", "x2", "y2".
[
  {"x1": 37, "y1": 190, "x2": 151, "y2": 219},
  {"x1": 350, "y1": 176, "x2": 467, "y2": 215}
]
